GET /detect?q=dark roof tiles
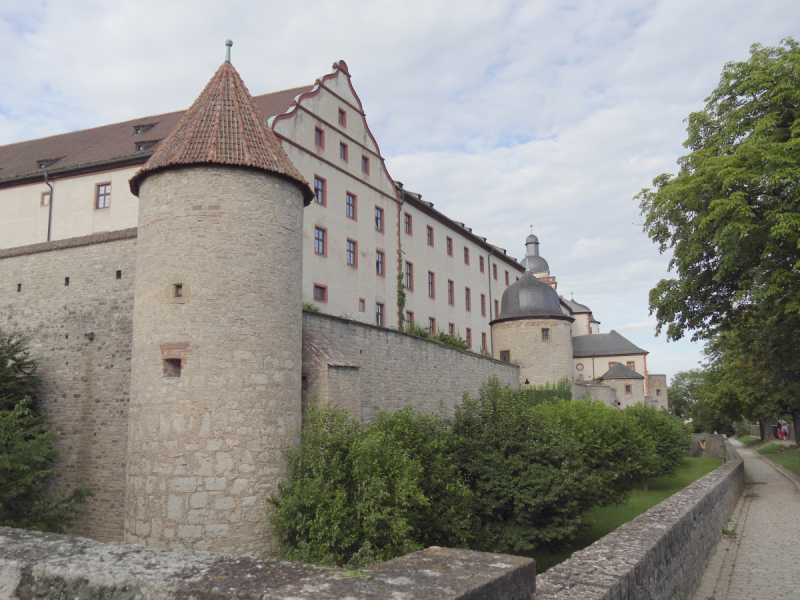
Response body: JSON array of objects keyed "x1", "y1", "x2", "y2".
[
  {"x1": 600, "y1": 362, "x2": 645, "y2": 380},
  {"x1": 572, "y1": 329, "x2": 647, "y2": 358},
  {"x1": 129, "y1": 62, "x2": 313, "y2": 202}
]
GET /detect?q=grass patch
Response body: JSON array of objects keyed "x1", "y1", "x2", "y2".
[
  {"x1": 770, "y1": 447, "x2": 800, "y2": 477},
  {"x1": 756, "y1": 443, "x2": 786, "y2": 455},
  {"x1": 737, "y1": 435, "x2": 760, "y2": 447},
  {"x1": 529, "y1": 457, "x2": 721, "y2": 573}
]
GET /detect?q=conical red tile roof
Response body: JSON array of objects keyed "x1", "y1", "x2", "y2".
[{"x1": 129, "y1": 61, "x2": 313, "y2": 203}]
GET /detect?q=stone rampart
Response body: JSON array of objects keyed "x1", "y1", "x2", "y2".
[
  {"x1": 0, "y1": 232, "x2": 136, "y2": 543},
  {"x1": 535, "y1": 443, "x2": 745, "y2": 599},
  {"x1": 302, "y1": 311, "x2": 520, "y2": 421},
  {"x1": 0, "y1": 527, "x2": 535, "y2": 600}
]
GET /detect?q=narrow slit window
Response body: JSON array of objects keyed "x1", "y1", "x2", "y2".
[
  {"x1": 174, "y1": 284, "x2": 183, "y2": 298},
  {"x1": 116, "y1": 270, "x2": 122, "y2": 279},
  {"x1": 64, "y1": 277, "x2": 70, "y2": 286}
]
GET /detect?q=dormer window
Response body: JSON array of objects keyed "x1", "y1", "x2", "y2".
[
  {"x1": 135, "y1": 140, "x2": 159, "y2": 152},
  {"x1": 37, "y1": 159, "x2": 59, "y2": 170},
  {"x1": 133, "y1": 124, "x2": 155, "y2": 136}
]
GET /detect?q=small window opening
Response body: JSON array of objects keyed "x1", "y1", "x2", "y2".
[
  {"x1": 500, "y1": 350, "x2": 511, "y2": 363},
  {"x1": 64, "y1": 277, "x2": 70, "y2": 286},
  {"x1": 37, "y1": 158, "x2": 59, "y2": 170},
  {"x1": 542, "y1": 328, "x2": 550, "y2": 341},
  {"x1": 163, "y1": 358, "x2": 181, "y2": 378},
  {"x1": 116, "y1": 270, "x2": 122, "y2": 279},
  {"x1": 133, "y1": 124, "x2": 154, "y2": 135},
  {"x1": 17, "y1": 284, "x2": 21, "y2": 292},
  {"x1": 174, "y1": 284, "x2": 183, "y2": 298}
]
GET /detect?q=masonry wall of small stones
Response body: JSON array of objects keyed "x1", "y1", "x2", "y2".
[
  {"x1": 572, "y1": 382, "x2": 616, "y2": 407},
  {"x1": 491, "y1": 318, "x2": 573, "y2": 386},
  {"x1": 535, "y1": 442, "x2": 745, "y2": 600},
  {"x1": 302, "y1": 311, "x2": 520, "y2": 422},
  {"x1": 0, "y1": 232, "x2": 137, "y2": 543}
]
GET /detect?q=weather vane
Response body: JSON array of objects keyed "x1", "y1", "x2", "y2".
[{"x1": 225, "y1": 39, "x2": 233, "y2": 63}]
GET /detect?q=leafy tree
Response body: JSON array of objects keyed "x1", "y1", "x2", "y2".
[
  {"x1": 453, "y1": 379, "x2": 591, "y2": 553},
  {"x1": 0, "y1": 329, "x2": 92, "y2": 532},
  {"x1": 668, "y1": 369, "x2": 735, "y2": 435},
  {"x1": 623, "y1": 405, "x2": 691, "y2": 486},
  {"x1": 637, "y1": 39, "x2": 800, "y2": 436}
]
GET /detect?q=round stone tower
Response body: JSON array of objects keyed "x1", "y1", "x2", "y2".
[
  {"x1": 491, "y1": 269, "x2": 574, "y2": 387},
  {"x1": 125, "y1": 51, "x2": 314, "y2": 556}
]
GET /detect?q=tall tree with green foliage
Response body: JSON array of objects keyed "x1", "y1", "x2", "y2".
[
  {"x1": 637, "y1": 39, "x2": 800, "y2": 435},
  {"x1": 668, "y1": 369, "x2": 735, "y2": 435},
  {"x1": 0, "y1": 329, "x2": 92, "y2": 532}
]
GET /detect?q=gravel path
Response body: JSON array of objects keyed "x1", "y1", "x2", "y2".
[{"x1": 693, "y1": 440, "x2": 800, "y2": 600}]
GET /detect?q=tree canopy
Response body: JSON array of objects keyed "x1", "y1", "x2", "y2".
[{"x1": 636, "y1": 38, "x2": 800, "y2": 342}]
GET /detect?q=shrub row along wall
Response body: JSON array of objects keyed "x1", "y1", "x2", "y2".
[
  {"x1": 301, "y1": 311, "x2": 521, "y2": 422},
  {"x1": 0, "y1": 527, "x2": 536, "y2": 600},
  {"x1": 535, "y1": 442, "x2": 745, "y2": 600},
  {"x1": 0, "y1": 231, "x2": 137, "y2": 543}
]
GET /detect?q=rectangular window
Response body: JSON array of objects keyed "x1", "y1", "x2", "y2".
[
  {"x1": 493, "y1": 264, "x2": 497, "y2": 280},
  {"x1": 428, "y1": 317, "x2": 436, "y2": 334},
  {"x1": 314, "y1": 227, "x2": 326, "y2": 256},
  {"x1": 446, "y1": 237, "x2": 453, "y2": 256},
  {"x1": 405, "y1": 261, "x2": 413, "y2": 291},
  {"x1": 428, "y1": 271, "x2": 435, "y2": 298},
  {"x1": 481, "y1": 294, "x2": 486, "y2": 317},
  {"x1": 376, "y1": 250, "x2": 385, "y2": 276},
  {"x1": 359, "y1": 298, "x2": 365, "y2": 312},
  {"x1": 500, "y1": 350, "x2": 510, "y2": 363},
  {"x1": 95, "y1": 183, "x2": 111, "y2": 209},
  {"x1": 314, "y1": 176, "x2": 326, "y2": 205},
  {"x1": 479, "y1": 256, "x2": 484, "y2": 273},
  {"x1": 362, "y1": 155, "x2": 370, "y2": 174},
  {"x1": 41, "y1": 191, "x2": 50, "y2": 206},
  {"x1": 376, "y1": 303, "x2": 384, "y2": 327},
  {"x1": 481, "y1": 332, "x2": 487, "y2": 351},
  {"x1": 338, "y1": 108, "x2": 346, "y2": 126},
  {"x1": 340, "y1": 142, "x2": 348, "y2": 161},
  {"x1": 627, "y1": 361, "x2": 635, "y2": 370},
  {"x1": 346, "y1": 192, "x2": 356, "y2": 219},
  {"x1": 656, "y1": 389, "x2": 662, "y2": 396},
  {"x1": 448, "y1": 280, "x2": 454, "y2": 305},
  {"x1": 375, "y1": 206, "x2": 384, "y2": 232},
  {"x1": 466, "y1": 328, "x2": 472, "y2": 348},
  {"x1": 542, "y1": 328, "x2": 550, "y2": 341},
  {"x1": 465, "y1": 287, "x2": 471, "y2": 311},
  {"x1": 448, "y1": 323, "x2": 455, "y2": 336},
  {"x1": 463, "y1": 247, "x2": 469, "y2": 265},
  {"x1": 494, "y1": 299, "x2": 499, "y2": 318},
  {"x1": 609, "y1": 362, "x2": 618, "y2": 370},
  {"x1": 314, "y1": 127, "x2": 324, "y2": 148},
  {"x1": 426, "y1": 225, "x2": 434, "y2": 246},
  {"x1": 313, "y1": 284, "x2": 327, "y2": 302},
  {"x1": 404, "y1": 212, "x2": 412, "y2": 234},
  {"x1": 406, "y1": 310, "x2": 414, "y2": 324},
  {"x1": 625, "y1": 385, "x2": 632, "y2": 394},
  {"x1": 346, "y1": 239, "x2": 357, "y2": 267},
  {"x1": 505, "y1": 271, "x2": 509, "y2": 286}
]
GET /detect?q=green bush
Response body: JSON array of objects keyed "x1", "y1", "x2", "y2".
[
  {"x1": 624, "y1": 405, "x2": 691, "y2": 479},
  {"x1": 0, "y1": 329, "x2": 92, "y2": 532},
  {"x1": 533, "y1": 399, "x2": 657, "y2": 507},
  {"x1": 453, "y1": 379, "x2": 591, "y2": 553},
  {"x1": 403, "y1": 321, "x2": 470, "y2": 351},
  {"x1": 269, "y1": 404, "x2": 472, "y2": 566}
]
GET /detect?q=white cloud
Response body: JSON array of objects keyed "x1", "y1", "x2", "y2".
[{"x1": 0, "y1": 0, "x2": 796, "y2": 382}]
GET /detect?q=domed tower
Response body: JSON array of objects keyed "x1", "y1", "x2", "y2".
[
  {"x1": 521, "y1": 233, "x2": 550, "y2": 277},
  {"x1": 490, "y1": 269, "x2": 574, "y2": 387},
  {"x1": 125, "y1": 45, "x2": 314, "y2": 556}
]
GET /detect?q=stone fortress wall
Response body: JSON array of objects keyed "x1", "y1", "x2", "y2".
[
  {"x1": 302, "y1": 310, "x2": 520, "y2": 423},
  {"x1": 0, "y1": 230, "x2": 520, "y2": 545},
  {"x1": 0, "y1": 231, "x2": 137, "y2": 542}
]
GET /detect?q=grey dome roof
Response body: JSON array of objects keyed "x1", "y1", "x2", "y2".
[
  {"x1": 526, "y1": 233, "x2": 539, "y2": 244},
  {"x1": 524, "y1": 254, "x2": 550, "y2": 273},
  {"x1": 492, "y1": 270, "x2": 571, "y2": 323}
]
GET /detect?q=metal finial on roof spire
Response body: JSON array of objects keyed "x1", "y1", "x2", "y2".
[
  {"x1": 225, "y1": 39, "x2": 233, "y2": 62},
  {"x1": 530, "y1": 219, "x2": 533, "y2": 234}
]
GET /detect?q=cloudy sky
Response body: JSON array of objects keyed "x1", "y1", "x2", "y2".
[{"x1": 1, "y1": 0, "x2": 797, "y2": 381}]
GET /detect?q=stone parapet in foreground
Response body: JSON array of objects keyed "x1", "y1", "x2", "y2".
[
  {"x1": 535, "y1": 442, "x2": 744, "y2": 599},
  {"x1": 0, "y1": 527, "x2": 535, "y2": 599}
]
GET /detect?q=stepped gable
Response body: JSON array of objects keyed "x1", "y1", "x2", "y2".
[
  {"x1": 572, "y1": 329, "x2": 647, "y2": 358},
  {"x1": 600, "y1": 362, "x2": 644, "y2": 380},
  {"x1": 129, "y1": 61, "x2": 313, "y2": 203}
]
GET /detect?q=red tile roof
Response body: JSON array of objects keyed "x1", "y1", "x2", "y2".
[
  {"x1": 0, "y1": 84, "x2": 312, "y2": 188},
  {"x1": 129, "y1": 62, "x2": 313, "y2": 203}
]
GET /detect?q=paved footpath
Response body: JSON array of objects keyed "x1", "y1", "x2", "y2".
[{"x1": 693, "y1": 440, "x2": 800, "y2": 600}]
